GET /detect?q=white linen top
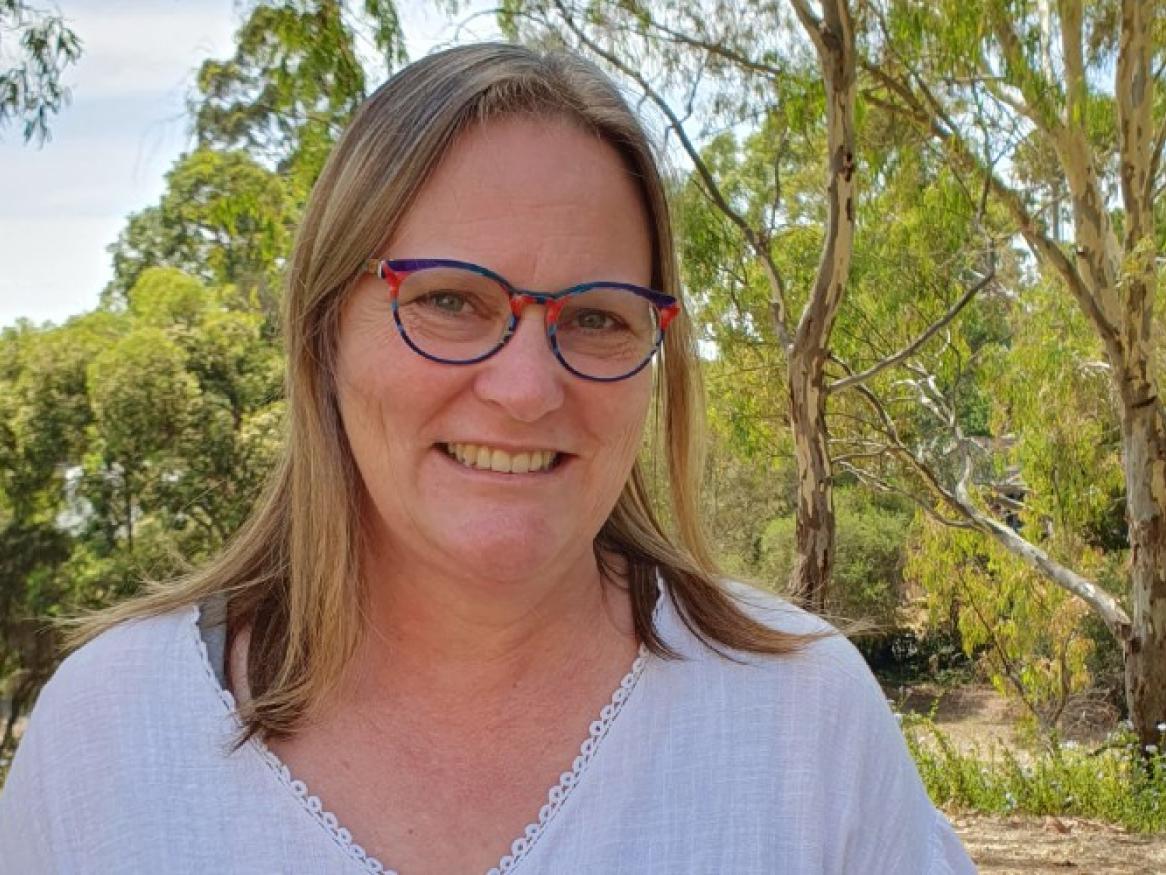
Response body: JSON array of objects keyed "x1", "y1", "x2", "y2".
[{"x1": 0, "y1": 582, "x2": 976, "y2": 874}]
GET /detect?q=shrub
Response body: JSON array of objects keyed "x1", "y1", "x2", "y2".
[
  {"x1": 901, "y1": 712, "x2": 1166, "y2": 832},
  {"x1": 758, "y1": 486, "x2": 912, "y2": 629}
]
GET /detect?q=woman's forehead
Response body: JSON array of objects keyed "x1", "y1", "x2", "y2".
[{"x1": 383, "y1": 116, "x2": 653, "y2": 287}]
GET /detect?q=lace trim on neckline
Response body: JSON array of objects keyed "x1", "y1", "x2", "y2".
[
  {"x1": 188, "y1": 581, "x2": 663, "y2": 875},
  {"x1": 188, "y1": 607, "x2": 395, "y2": 872}
]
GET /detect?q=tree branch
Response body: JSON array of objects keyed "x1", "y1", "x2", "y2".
[
  {"x1": 633, "y1": 16, "x2": 785, "y2": 80},
  {"x1": 862, "y1": 59, "x2": 1124, "y2": 360},
  {"x1": 1058, "y1": 0, "x2": 1088, "y2": 129},
  {"x1": 847, "y1": 367, "x2": 1133, "y2": 642},
  {"x1": 828, "y1": 268, "x2": 995, "y2": 395},
  {"x1": 546, "y1": 0, "x2": 795, "y2": 349},
  {"x1": 786, "y1": 0, "x2": 857, "y2": 352},
  {"x1": 836, "y1": 460, "x2": 978, "y2": 530},
  {"x1": 987, "y1": 5, "x2": 1062, "y2": 136},
  {"x1": 787, "y1": 0, "x2": 826, "y2": 58}
]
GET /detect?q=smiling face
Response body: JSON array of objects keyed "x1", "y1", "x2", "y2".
[{"x1": 334, "y1": 116, "x2": 655, "y2": 588}]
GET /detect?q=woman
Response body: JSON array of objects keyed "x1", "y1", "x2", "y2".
[{"x1": 0, "y1": 44, "x2": 975, "y2": 873}]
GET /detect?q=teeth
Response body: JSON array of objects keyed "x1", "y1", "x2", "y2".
[{"x1": 444, "y1": 443, "x2": 558, "y2": 474}]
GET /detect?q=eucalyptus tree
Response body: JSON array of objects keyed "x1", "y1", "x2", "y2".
[
  {"x1": 0, "y1": 0, "x2": 81, "y2": 143},
  {"x1": 860, "y1": 0, "x2": 1165, "y2": 748}
]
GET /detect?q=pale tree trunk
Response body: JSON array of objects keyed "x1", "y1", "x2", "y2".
[
  {"x1": 788, "y1": 350, "x2": 834, "y2": 611},
  {"x1": 866, "y1": 0, "x2": 1165, "y2": 746},
  {"x1": 1114, "y1": 0, "x2": 1166, "y2": 751},
  {"x1": 786, "y1": 0, "x2": 857, "y2": 610},
  {"x1": 1051, "y1": 0, "x2": 1166, "y2": 751},
  {"x1": 1124, "y1": 400, "x2": 1166, "y2": 749}
]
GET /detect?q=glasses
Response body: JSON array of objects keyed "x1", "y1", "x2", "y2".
[{"x1": 364, "y1": 257, "x2": 680, "y2": 382}]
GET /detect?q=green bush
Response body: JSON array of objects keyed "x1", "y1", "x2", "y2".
[
  {"x1": 902, "y1": 713, "x2": 1166, "y2": 832},
  {"x1": 758, "y1": 486, "x2": 912, "y2": 628}
]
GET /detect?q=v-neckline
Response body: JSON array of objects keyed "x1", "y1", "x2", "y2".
[{"x1": 190, "y1": 588, "x2": 661, "y2": 874}]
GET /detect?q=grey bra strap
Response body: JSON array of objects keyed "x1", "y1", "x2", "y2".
[{"x1": 197, "y1": 592, "x2": 229, "y2": 690}]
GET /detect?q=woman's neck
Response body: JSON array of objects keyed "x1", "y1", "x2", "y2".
[{"x1": 335, "y1": 540, "x2": 636, "y2": 733}]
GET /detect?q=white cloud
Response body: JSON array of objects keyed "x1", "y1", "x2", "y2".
[
  {"x1": 0, "y1": 1, "x2": 503, "y2": 328},
  {"x1": 59, "y1": 0, "x2": 237, "y2": 100},
  {"x1": 1, "y1": 1, "x2": 236, "y2": 326}
]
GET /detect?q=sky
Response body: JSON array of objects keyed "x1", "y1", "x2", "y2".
[{"x1": 0, "y1": 0, "x2": 494, "y2": 328}]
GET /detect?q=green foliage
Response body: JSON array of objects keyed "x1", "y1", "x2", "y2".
[
  {"x1": 905, "y1": 514, "x2": 1118, "y2": 732},
  {"x1": 193, "y1": 0, "x2": 406, "y2": 189},
  {"x1": 88, "y1": 329, "x2": 200, "y2": 461},
  {"x1": 903, "y1": 713, "x2": 1166, "y2": 832},
  {"x1": 983, "y1": 279, "x2": 1126, "y2": 550},
  {"x1": 757, "y1": 486, "x2": 913, "y2": 627},
  {"x1": 898, "y1": 273, "x2": 1133, "y2": 730},
  {"x1": 127, "y1": 268, "x2": 209, "y2": 328},
  {"x1": 104, "y1": 149, "x2": 297, "y2": 317},
  {"x1": 0, "y1": 269, "x2": 285, "y2": 751},
  {"x1": 0, "y1": 0, "x2": 82, "y2": 143}
]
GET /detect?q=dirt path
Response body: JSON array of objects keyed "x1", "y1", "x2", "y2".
[
  {"x1": 952, "y1": 813, "x2": 1166, "y2": 873},
  {"x1": 889, "y1": 682, "x2": 1120, "y2": 754}
]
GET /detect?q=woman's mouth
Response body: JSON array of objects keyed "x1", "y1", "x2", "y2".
[{"x1": 441, "y1": 442, "x2": 562, "y2": 474}]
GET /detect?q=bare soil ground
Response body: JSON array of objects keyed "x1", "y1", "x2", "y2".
[
  {"x1": 890, "y1": 682, "x2": 1121, "y2": 753},
  {"x1": 951, "y1": 813, "x2": 1166, "y2": 873},
  {"x1": 891, "y1": 683, "x2": 1165, "y2": 873}
]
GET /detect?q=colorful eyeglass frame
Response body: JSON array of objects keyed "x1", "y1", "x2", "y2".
[{"x1": 363, "y1": 257, "x2": 681, "y2": 382}]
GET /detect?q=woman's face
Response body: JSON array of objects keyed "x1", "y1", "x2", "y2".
[{"x1": 335, "y1": 116, "x2": 655, "y2": 586}]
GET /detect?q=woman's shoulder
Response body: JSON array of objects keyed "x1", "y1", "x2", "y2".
[
  {"x1": 33, "y1": 604, "x2": 207, "y2": 726},
  {"x1": 656, "y1": 579, "x2": 891, "y2": 723},
  {"x1": 717, "y1": 578, "x2": 836, "y2": 638},
  {"x1": 0, "y1": 603, "x2": 255, "y2": 869},
  {"x1": 692, "y1": 579, "x2": 876, "y2": 676}
]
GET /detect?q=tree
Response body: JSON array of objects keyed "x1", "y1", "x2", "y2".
[
  {"x1": 0, "y1": 270, "x2": 284, "y2": 752},
  {"x1": 104, "y1": 149, "x2": 298, "y2": 319},
  {"x1": 782, "y1": 0, "x2": 858, "y2": 611},
  {"x1": 0, "y1": 0, "x2": 81, "y2": 143},
  {"x1": 0, "y1": 316, "x2": 110, "y2": 751},
  {"x1": 862, "y1": 0, "x2": 1166, "y2": 749},
  {"x1": 193, "y1": 0, "x2": 406, "y2": 193},
  {"x1": 104, "y1": 0, "x2": 408, "y2": 315}
]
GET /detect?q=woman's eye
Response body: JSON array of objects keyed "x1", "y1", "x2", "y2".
[
  {"x1": 425, "y1": 291, "x2": 469, "y2": 313},
  {"x1": 573, "y1": 310, "x2": 619, "y2": 331}
]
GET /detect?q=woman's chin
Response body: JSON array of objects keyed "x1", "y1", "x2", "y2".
[{"x1": 420, "y1": 518, "x2": 584, "y2": 585}]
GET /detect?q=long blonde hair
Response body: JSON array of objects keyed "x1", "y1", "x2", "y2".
[{"x1": 69, "y1": 43, "x2": 812, "y2": 743}]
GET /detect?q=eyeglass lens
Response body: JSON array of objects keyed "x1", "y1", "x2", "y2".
[{"x1": 394, "y1": 266, "x2": 662, "y2": 379}]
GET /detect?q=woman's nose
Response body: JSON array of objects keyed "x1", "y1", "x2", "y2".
[{"x1": 472, "y1": 308, "x2": 565, "y2": 422}]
